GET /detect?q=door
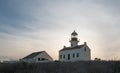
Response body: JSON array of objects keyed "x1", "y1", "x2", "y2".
[{"x1": 68, "y1": 54, "x2": 70, "y2": 60}]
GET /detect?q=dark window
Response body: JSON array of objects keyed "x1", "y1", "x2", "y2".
[
  {"x1": 68, "y1": 54, "x2": 70, "y2": 60},
  {"x1": 84, "y1": 47, "x2": 86, "y2": 51},
  {"x1": 41, "y1": 58, "x2": 45, "y2": 61},
  {"x1": 63, "y1": 54, "x2": 65, "y2": 58},
  {"x1": 73, "y1": 53, "x2": 75, "y2": 58},
  {"x1": 38, "y1": 58, "x2": 40, "y2": 61},
  {"x1": 77, "y1": 53, "x2": 79, "y2": 57},
  {"x1": 60, "y1": 55, "x2": 62, "y2": 59}
]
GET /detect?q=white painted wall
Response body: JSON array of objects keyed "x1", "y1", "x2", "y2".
[
  {"x1": 59, "y1": 45, "x2": 91, "y2": 62},
  {"x1": 21, "y1": 51, "x2": 53, "y2": 63},
  {"x1": 70, "y1": 41, "x2": 78, "y2": 47},
  {"x1": 34, "y1": 51, "x2": 53, "y2": 62}
]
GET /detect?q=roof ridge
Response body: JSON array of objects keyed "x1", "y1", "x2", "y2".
[
  {"x1": 60, "y1": 44, "x2": 84, "y2": 51},
  {"x1": 22, "y1": 51, "x2": 45, "y2": 59}
]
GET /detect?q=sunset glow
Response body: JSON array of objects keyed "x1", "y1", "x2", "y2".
[{"x1": 0, "y1": 0, "x2": 120, "y2": 61}]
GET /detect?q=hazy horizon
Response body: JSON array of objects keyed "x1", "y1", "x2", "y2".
[{"x1": 0, "y1": 0, "x2": 120, "y2": 61}]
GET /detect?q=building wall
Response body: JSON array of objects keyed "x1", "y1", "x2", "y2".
[
  {"x1": 59, "y1": 45, "x2": 91, "y2": 62},
  {"x1": 21, "y1": 58, "x2": 35, "y2": 63},
  {"x1": 21, "y1": 51, "x2": 53, "y2": 63},
  {"x1": 34, "y1": 51, "x2": 53, "y2": 62},
  {"x1": 71, "y1": 41, "x2": 78, "y2": 47}
]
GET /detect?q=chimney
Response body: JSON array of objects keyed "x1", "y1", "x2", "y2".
[
  {"x1": 63, "y1": 45, "x2": 66, "y2": 48},
  {"x1": 84, "y1": 42, "x2": 87, "y2": 45}
]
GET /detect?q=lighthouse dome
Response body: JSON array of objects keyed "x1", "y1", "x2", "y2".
[{"x1": 71, "y1": 30, "x2": 78, "y2": 36}]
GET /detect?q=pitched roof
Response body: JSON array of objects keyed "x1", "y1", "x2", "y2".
[
  {"x1": 60, "y1": 44, "x2": 84, "y2": 51},
  {"x1": 22, "y1": 51, "x2": 45, "y2": 59}
]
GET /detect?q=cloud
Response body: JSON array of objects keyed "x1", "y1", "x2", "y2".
[{"x1": 0, "y1": 0, "x2": 120, "y2": 60}]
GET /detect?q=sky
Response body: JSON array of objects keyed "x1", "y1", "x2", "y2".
[{"x1": 0, "y1": 0, "x2": 120, "y2": 61}]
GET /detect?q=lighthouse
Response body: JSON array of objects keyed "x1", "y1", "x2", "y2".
[{"x1": 59, "y1": 30, "x2": 91, "y2": 62}]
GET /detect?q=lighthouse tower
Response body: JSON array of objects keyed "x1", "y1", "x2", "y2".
[{"x1": 70, "y1": 30, "x2": 79, "y2": 47}]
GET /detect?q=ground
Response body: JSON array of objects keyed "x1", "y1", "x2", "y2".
[{"x1": 0, "y1": 61, "x2": 120, "y2": 73}]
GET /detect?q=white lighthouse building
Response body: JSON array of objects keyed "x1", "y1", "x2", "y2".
[{"x1": 59, "y1": 30, "x2": 91, "y2": 62}]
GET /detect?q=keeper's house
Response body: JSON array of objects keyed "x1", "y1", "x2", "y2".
[{"x1": 21, "y1": 51, "x2": 53, "y2": 63}]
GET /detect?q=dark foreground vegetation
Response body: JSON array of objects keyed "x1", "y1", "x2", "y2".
[{"x1": 0, "y1": 61, "x2": 120, "y2": 73}]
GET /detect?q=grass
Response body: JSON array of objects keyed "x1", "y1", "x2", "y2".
[{"x1": 0, "y1": 60, "x2": 120, "y2": 73}]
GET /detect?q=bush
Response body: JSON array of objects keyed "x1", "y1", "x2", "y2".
[{"x1": 0, "y1": 61, "x2": 120, "y2": 73}]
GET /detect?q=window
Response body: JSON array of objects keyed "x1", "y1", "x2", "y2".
[
  {"x1": 73, "y1": 53, "x2": 75, "y2": 58},
  {"x1": 84, "y1": 47, "x2": 86, "y2": 51},
  {"x1": 38, "y1": 58, "x2": 40, "y2": 61},
  {"x1": 41, "y1": 58, "x2": 45, "y2": 61},
  {"x1": 77, "y1": 53, "x2": 79, "y2": 57},
  {"x1": 60, "y1": 55, "x2": 62, "y2": 59},
  {"x1": 71, "y1": 44, "x2": 73, "y2": 46},
  {"x1": 68, "y1": 54, "x2": 70, "y2": 60},
  {"x1": 63, "y1": 54, "x2": 65, "y2": 58}
]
